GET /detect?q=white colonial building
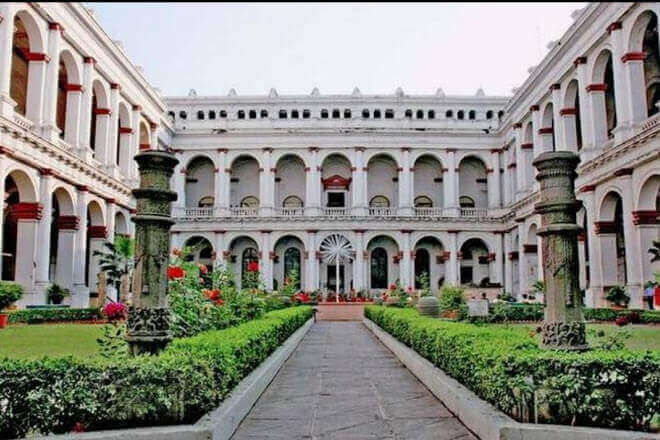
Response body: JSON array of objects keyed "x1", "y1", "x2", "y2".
[{"x1": 1, "y1": 2, "x2": 659, "y2": 308}]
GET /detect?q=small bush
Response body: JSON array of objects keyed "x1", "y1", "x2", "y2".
[
  {"x1": 8, "y1": 307, "x2": 102, "y2": 324},
  {"x1": 364, "y1": 305, "x2": 660, "y2": 432},
  {"x1": 0, "y1": 306, "x2": 312, "y2": 438},
  {"x1": 438, "y1": 285, "x2": 465, "y2": 313},
  {"x1": 0, "y1": 281, "x2": 23, "y2": 310}
]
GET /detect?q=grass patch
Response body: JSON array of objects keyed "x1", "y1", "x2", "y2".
[
  {"x1": 0, "y1": 324, "x2": 105, "y2": 360},
  {"x1": 495, "y1": 323, "x2": 660, "y2": 351}
]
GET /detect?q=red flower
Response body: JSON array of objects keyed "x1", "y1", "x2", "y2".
[
  {"x1": 198, "y1": 264, "x2": 208, "y2": 274},
  {"x1": 203, "y1": 289, "x2": 221, "y2": 300},
  {"x1": 214, "y1": 298, "x2": 224, "y2": 306},
  {"x1": 247, "y1": 261, "x2": 259, "y2": 272},
  {"x1": 72, "y1": 422, "x2": 86, "y2": 433},
  {"x1": 167, "y1": 265, "x2": 184, "y2": 280},
  {"x1": 103, "y1": 302, "x2": 126, "y2": 321},
  {"x1": 293, "y1": 292, "x2": 310, "y2": 303},
  {"x1": 389, "y1": 284, "x2": 396, "y2": 291}
]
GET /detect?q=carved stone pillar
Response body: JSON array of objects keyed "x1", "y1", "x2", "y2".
[
  {"x1": 126, "y1": 150, "x2": 179, "y2": 355},
  {"x1": 533, "y1": 151, "x2": 587, "y2": 351}
]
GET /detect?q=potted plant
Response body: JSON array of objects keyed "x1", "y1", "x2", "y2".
[
  {"x1": 605, "y1": 285, "x2": 629, "y2": 309},
  {"x1": 0, "y1": 281, "x2": 23, "y2": 328},
  {"x1": 46, "y1": 283, "x2": 71, "y2": 305},
  {"x1": 438, "y1": 284, "x2": 466, "y2": 319}
]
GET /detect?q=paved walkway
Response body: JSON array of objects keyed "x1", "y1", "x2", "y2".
[{"x1": 231, "y1": 322, "x2": 477, "y2": 440}]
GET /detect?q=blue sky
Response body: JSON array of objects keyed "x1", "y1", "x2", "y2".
[{"x1": 91, "y1": 3, "x2": 586, "y2": 97}]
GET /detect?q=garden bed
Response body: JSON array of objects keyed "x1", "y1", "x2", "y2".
[
  {"x1": 7, "y1": 307, "x2": 102, "y2": 324},
  {"x1": 364, "y1": 306, "x2": 660, "y2": 433},
  {"x1": 469, "y1": 303, "x2": 660, "y2": 324},
  {"x1": 0, "y1": 306, "x2": 313, "y2": 439}
]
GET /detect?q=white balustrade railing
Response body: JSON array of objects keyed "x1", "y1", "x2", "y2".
[
  {"x1": 413, "y1": 207, "x2": 444, "y2": 217},
  {"x1": 368, "y1": 207, "x2": 397, "y2": 217},
  {"x1": 274, "y1": 207, "x2": 305, "y2": 217},
  {"x1": 459, "y1": 207, "x2": 489, "y2": 218},
  {"x1": 322, "y1": 207, "x2": 352, "y2": 217},
  {"x1": 173, "y1": 207, "x2": 218, "y2": 218},
  {"x1": 13, "y1": 113, "x2": 34, "y2": 131},
  {"x1": 229, "y1": 206, "x2": 260, "y2": 217}
]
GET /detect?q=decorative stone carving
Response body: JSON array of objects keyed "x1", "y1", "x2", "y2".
[
  {"x1": 126, "y1": 150, "x2": 179, "y2": 355},
  {"x1": 533, "y1": 151, "x2": 588, "y2": 351}
]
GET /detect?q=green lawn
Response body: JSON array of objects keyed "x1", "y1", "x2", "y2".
[
  {"x1": 506, "y1": 323, "x2": 660, "y2": 351},
  {"x1": 0, "y1": 323, "x2": 106, "y2": 360}
]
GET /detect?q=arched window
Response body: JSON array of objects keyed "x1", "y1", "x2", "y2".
[
  {"x1": 468, "y1": 110, "x2": 476, "y2": 120},
  {"x1": 302, "y1": 109, "x2": 310, "y2": 118},
  {"x1": 90, "y1": 91, "x2": 98, "y2": 151},
  {"x1": 373, "y1": 109, "x2": 381, "y2": 118},
  {"x1": 240, "y1": 196, "x2": 259, "y2": 208},
  {"x1": 414, "y1": 195, "x2": 433, "y2": 208},
  {"x1": 237, "y1": 110, "x2": 245, "y2": 119},
  {"x1": 457, "y1": 110, "x2": 464, "y2": 120},
  {"x1": 416, "y1": 110, "x2": 424, "y2": 119},
  {"x1": 332, "y1": 109, "x2": 340, "y2": 118},
  {"x1": 405, "y1": 109, "x2": 413, "y2": 118},
  {"x1": 344, "y1": 109, "x2": 351, "y2": 118},
  {"x1": 414, "y1": 248, "x2": 430, "y2": 289},
  {"x1": 198, "y1": 196, "x2": 214, "y2": 207},
  {"x1": 197, "y1": 110, "x2": 205, "y2": 120},
  {"x1": 291, "y1": 109, "x2": 299, "y2": 118},
  {"x1": 385, "y1": 109, "x2": 394, "y2": 119},
  {"x1": 370, "y1": 247, "x2": 388, "y2": 289},
  {"x1": 56, "y1": 60, "x2": 67, "y2": 137},
  {"x1": 283, "y1": 247, "x2": 301, "y2": 285},
  {"x1": 249, "y1": 110, "x2": 257, "y2": 119},
  {"x1": 241, "y1": 247, "x2": 259, "y2": 285},
  {"x1": 486, "y1": 110, "x2": 493, "y2": 120},
  {"x1": 321, "y1": 109, "x2": 329, "y2": 118},
  {"x1": 428, "y1": 110, "x2": 435, "y2": 119},
  {"x1": 459, "y1": 196, "x2": 475, "y2": 208},
  {"x1": 283, "y1": 195, "x2": 303, "y2": 208},
  {"x1": 260, "y1": 109, "x2": 268, "y2": 118},
  {"x1": 362, "y1": 109, "x2": 370, "y2": 118},
  {"x1": 209, "y1": 110, "x2": 216, "y2": 120},
  {"x1": 445, "y1": 110, "x2": 453, "y2": 118},
  {"x1": 369, "y1": 195, "x2": 390, "y2": 208},
  {"x1": 10, "y1": 16, "x2": 29, "y2": 116}
]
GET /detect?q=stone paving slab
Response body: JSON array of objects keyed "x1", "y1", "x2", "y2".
[{"x1": 231, "y1": 322, "x2": 477, "y2": 440}]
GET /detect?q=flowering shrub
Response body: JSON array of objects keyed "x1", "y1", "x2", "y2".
[
  {"x1": 167, "y1": 265, "x2": 184, "y2": 280},
  {"x1": 102, "y1": 301, "x2": 127, "y2": 321},
  {"x1": 615, "y1": 315, "x2": 630, "y2": 327}
]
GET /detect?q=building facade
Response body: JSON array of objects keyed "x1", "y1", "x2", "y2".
[{"x1": 1, "y1": 2, "x2": 659, "y2": 308}]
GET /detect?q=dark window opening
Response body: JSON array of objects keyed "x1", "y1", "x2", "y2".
[
  {"x1": 445, "y1": 110, "x2": 453, "y2": 118},
  {"x1": 197, "y1": 110, "x2": 205, "y2": 120},
  {"x1": 302, "y1": 109, "x2": 311, "y2": 118},
  {"x1": 362, "y1": 109, "x2": 370, "y2": 118},
  {"x1": 237, "y1": 110, "x2": 245, "y2": 119},
  {"x1": 344, "y1": 109, "x2": 351, "y2": 118},
  {"x1": 279, "y1": 109, "x2": 287, "y2": 119},
  {"x1": 385, "y1": 109, "x2": 394, "y2": 119},
  {"x1": 332, "y1": 109, "x2": 340, "y2": 118},
  {"x1": 209, "y1": 110, "x2": 216, "y2": 120},
  {"x1": 291, "y1": 109, "x2": 299, "y2": 118},
  {"x1": 249, "y1": 110, "x2": 257, "y2": 119},
  {"x1": 416, "y1": 110, "x2": 424, "y2": 119},
  {"x1": 373, "y1": 109, "x2": 381, "y2": 118},
  {"x1": 428, "y1": 110, "x2": 435, "y2": 119},
  {"x1": 468, "y1": 110, "x2": 476, "y2": 120},
  {"x1": 260, "y1": 109, "x2": 268, "y2": 118},
  {"x1": 405, "y1": 109, "x2": 413, "y2": 118},
  {"x1": 457, "y1": 110, "x2": 464, "y2": 120},
  {"x1": 321, "y1": 109, "x2": 329, "y2": 118}
]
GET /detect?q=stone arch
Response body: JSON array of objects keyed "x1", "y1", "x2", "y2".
[
  {"x1": 363, "y1": 150, "x2": 400, "y2": 169},
  {"x1": 591, "y1": 48, "x2": 618, "y2": 139},
  {"x1": 3, "y1": 168, "x2": 38, "y2": 202},
  {"x1": 9, "y1": 10, "x2": 45, "y2": 117},
  {"x1": 459, "y1": 237, "x2": 491, "y2": 287},
  {"x1": 275, "y1": 154, "x2": 306, "y2": 209},
  {"x1": 321, "y1": 153, "x2": 353, "y2": 210},
  {"x1": 636, "y1": 173, "x2": 660, "y2": 210},
  {"x1": 413, "y1": 235, "x2": 445, "y2": 291},
  {"x1": 116, "y1": 102, "x2": 131, "y2": 169},
  {"x1": 367, "y1": 154, "x2": 398, "y2": 211},
  {"x1": 597, "y1": 190, "x2": 627, "y2": 287},
  {"x1": 563, "y1": 79, "x2": 583, "y2": 151},
  {"x1": 230, "y1": 155, "x2": 260, "y2": 209},
  {"x1": 138, "y1": 120, "x2": 150, "y2": 149},
  {"x1": 366, "y1": 234, "x2": 400, "y2": 290},
  {"x1": 598, "y1": 189, "x2": 624, "y2": 221},
  {"x1": 52, "y1": 186, "x2": 75, "y2": 215},
  {"x1": 56, "y1": 50, "x2": 79, "y2": 139},
  {"x1": 273, "y1": 234, "x2": 306, "y2": 291},
  {"x1": 114, "y1": 211, "x2": 128, "y2": 235},
  {"x1": 413, "y1": 154, "x2": 444, "y2": 209},
  {"x1": 185, "y1": 155, "x2": 216, "y2": 208},
  {"x1": 13, "y1": 10, "x2": 45, "y2": 53},
  {"x1": 457, "y1": 155, "x2": 488, "y2": 208},
  {"x1": 227, "y1": 235, "x2": 260, "y2": 289},
  {"x1": 628, "y1": 9, "x2": 660, "y2": 117},
  {"x1": 627, "y1": 9, "x2": 658, "y2": 52},
  {"x1": 541, "y1": 102, "x2": 555, "y2": 152}
]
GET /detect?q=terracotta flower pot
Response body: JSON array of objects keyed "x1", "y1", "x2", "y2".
[
  {"x1": 441, "y1": 309, "x2": 459, "y2": 319},
  {"x1": 0, "y1": 313, "x2": 9, "y2": 329}
]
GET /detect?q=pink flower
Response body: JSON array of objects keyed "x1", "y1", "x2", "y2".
[
  {"x1": 198, "y1": 264, "x2": 208, "y2": 274},
  {"x1": 103, "y1": 302, "x2": 126, "y2": 321}
]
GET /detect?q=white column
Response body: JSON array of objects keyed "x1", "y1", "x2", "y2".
[
  {"x1": 118, "y1": 127, "x2": 132, "y2": 177},
  {"x1": 494, "y1": 232, "x2": 504, "y2": 285},
  {"x1": 78, "y1": 57, "x2": 95, "y2": 157},
  {"x1": 399, "y1": 148, "x2": 412, "y2": 215},
  {"x1": 55, "y1": 227, "x2": 76, "y2": 290},
  {"x1": 214, "y1": 231, "x2": 225, "y2": 268},
  {"x1": 578, "y1": 234, "x2": 587, "y2": 290},
  {"x1": 260, "y1": 230, "x2": 273, "y2": 290},
  {"x1": 129, "y1": 105, "x2": 141, "y2": 183},
  {"x1": 447, "y1": 231, "x2": 458, "y2": 285},
  {"x1": 104, "y1": 202, "x2": 117, "y2": 301},
  {"x1": 259, "y1": 149, "x2": 274, "y2": 216},
  {"x1": 150, "y1": 123, "x2": 159, "y2": 150},
  {"x1": 444, "y1": 150, "x2": 458, "y2": 216},
  {"x1": 172, "y1": 159, "x2": 186, "y2": 214},
  {"x1": 93, "y1": 111, "x2": 111, "y2": 166},
  {"x1": 25, "y1": 54, "x2": 48, "y2": 128},
  {"x1": 488, "y1": 150, "x2": 501, "y2": 208},
  {"x1": 353, "y1": 230, "x2": 364, "y2": 291},
  {"x1": 64, "y1": 86, "x2": 82, "y2": 148},
  {"x1": 0, "y1": 3, "x2": 17, "y2": 117},
  {"x1": 581, "y1": 188, "x2": 602, "y2": 307},
  {"x1": 107, "y1": 84, "x2": 120, "y2": 174},
  {"x1": 622, "y1": 53, "x2": 649, "y2": 128},
  {"x1": 72, "y1": 187, "x2": 89, "y2": 306},
  {"x1": 513, "y1": 124, "x2": 524, "y2": 200},
  {"x1": 305, "y1": 230, "x2": 318, "y2": 292},
  {"x1": 400, "y1": 231, "x2": 412, "y2": 290},
  {"x1": 504, "y1": 231, "x2": 513, "y2": 293},
  {"x1": 306, "y1": 148, "x2": 321, "y2": 216},
  {"x1": 13, "y1": 205, "x2": 40, "y2": 304},
  {"x1": 620, "y1": 172, "x2": 643, "y2": 308},
  {"x1": 530, "y1": 106, "x2": 541, "y2": 192},
  {"x1": 502, "y1": 148, "x2": 510, "y2": 206},
  {"x1": 560, "y1": 108, "x2": 578, "y2": 153},
  {"x1": 34, "y1": 171, "x2": 54, "y2": 293},
  {"x1": 587, "y1": 85, "x2": 608, "y2": 152},
  {"x1": 351, "y1": 147, "x2": 367, "y2": 215},
  {"x1": 218, "y1": 149, "x2": 230, "y2": 215},
  {"x1": 517, "y1": 223, "x2": 528, "y2": 300},
  {"x1": 41, "y1": 23, "x2": 63, "y2": 141}
]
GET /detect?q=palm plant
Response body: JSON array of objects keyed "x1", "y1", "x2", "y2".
[
  {"x1": 649, "y1": 239, "x2": 660, "y2": 263},
  {"x1": 93, "y1": 235, "x2": 135, "y2": 303}
]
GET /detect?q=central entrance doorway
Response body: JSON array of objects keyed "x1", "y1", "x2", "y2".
[{"x1": 327, "y1": 264, "x2": 345, "y2": 293}]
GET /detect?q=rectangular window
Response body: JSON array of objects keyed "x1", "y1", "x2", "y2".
[{"x1": 327, "y1": 192, "x2": 345, "y2": 207}]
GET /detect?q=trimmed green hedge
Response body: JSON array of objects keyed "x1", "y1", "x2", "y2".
[
  {"x1": 7, "y1": 307, "x2": 102, "y2": 324},
  {"x1": 365, "y1": 306, "x2": 660, "y2": 432},
  {"x1": 469, "y1": 303, "x2": 660, "y2": 324},
  {"x1": 0, "y1": 306, "x2": 312, "y2": 438}
]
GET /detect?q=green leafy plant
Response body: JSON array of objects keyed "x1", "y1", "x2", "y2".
[
  {"x1": 438, "y1": 284, "x2": 466, "y2": 313},
  {"x1": 364, "y1": 306, "x2": 660, "y2": 432},
  {"x1": 417, "y1": 272, "x2": 431, "y2": 297},
  {"x1": 649, "y1": 239, "x2": 660, "y2": 262},
  {"x1": 497, "y1": 291, "x2": 516, "y2": 302},
  {"x1": 45, "y1": 284, "x2": 71, "y2": 305},
  {"x1": 605, "y1": 285, "x2": 630, "y2": 307},
  {"x1": 93, "y1": 236, "x2": 135, "y2": 301},
  {"x1": 7, "y1": 307, "x2": 101, "y2": 324},
  {"x1": 0, "y1": 281, "x2": 23, "y2": 310},
  {"x1": 532, "y1": 280, "x2": 546, "y2": 294}
]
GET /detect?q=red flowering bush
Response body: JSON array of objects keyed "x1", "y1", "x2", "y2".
[
  {"x1": 167, "y1": 265, "x2": 185, "y2": 280},
  {"x1": 615, "y1": 315, "x2": 629, "y2": 327},
  {"x1": 198, "y1": 263, "x2": 209, "y2": 275},
  {"x1": 247, "y1": 261, "x2": 259, "y2": 272},
  {"x1": 103, "y1": 301, "x2": 126, "y2": 321},
  {"x1": 292, "y1": 292, "x2": 310, "y2": 303}
]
